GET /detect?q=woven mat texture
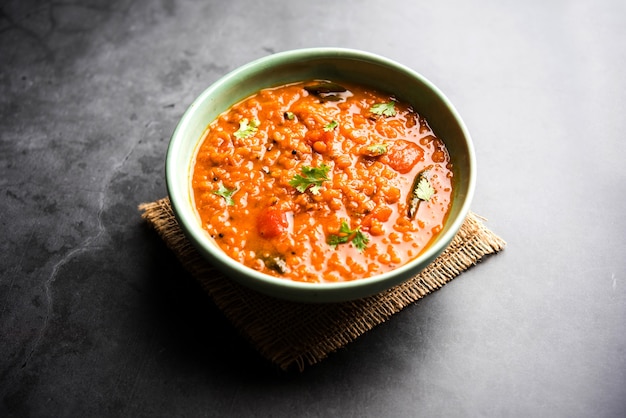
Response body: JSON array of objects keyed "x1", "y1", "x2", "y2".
[{"x1": 139, "y1": 197, "x2": 505, "y2": 371}]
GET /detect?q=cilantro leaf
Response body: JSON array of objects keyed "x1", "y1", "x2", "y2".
[
  {"x1": 407, "y1": 170, "x2": 435, "y2": 218},
  {"x1": 327, "y1": 234, "x2": 349, "y2": 248},
  {"x1": 365, "y1": 143, "x2": 388, "y2": 156},
  {"x1": 352, "y1": 230, "x2": 370, "y2": 252},
  {"x1": 212, "y1": 183, "x2": 237, "y2": 206},
  {"x1": 327, "y1": 221, "x2": 354, "y2": 248},
  {"x1": 415, "y1": 176, "x2": 435, "y2": 201},
  {"x1": 370, "y1": 101, "x2": 397, "y2": 117},
  {"x1": 327, "y1": 220, "x2": 369, "y2": 252},
  {"x1": 289, "y1": 164, "x2": 330, "y2": 195},
  {"x1": 234, "y1": 118, "x2": 259, "y2": 139},
  {"x1": 323, "y1": 120, "x2": 338, "y2": 131},
  {"x1": 284, "y1": 111, "x2": 295, "y2": 120}
]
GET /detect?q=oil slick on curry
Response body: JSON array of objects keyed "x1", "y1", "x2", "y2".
[{"x1": 191, "y1": 80, "x2": 453, "y2": 283}]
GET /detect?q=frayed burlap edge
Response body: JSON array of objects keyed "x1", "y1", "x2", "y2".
[{"x1": 139, "y1": 197, "x2": 505, "y2": 371}]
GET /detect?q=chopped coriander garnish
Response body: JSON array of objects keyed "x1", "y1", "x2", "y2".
[
  {"x1": 323, "y1": 120, "x2": 338, "y2": 131},
  {"x1": 233, "y1": 118, "x2": 259, "y2": 139},
  {"x1": 351, "y1": 230, "x2": 369, "y2": 252},
  {"x1": 284, "y1": 111, "x2": 295, "y2": 120},
  {"x1": 370, "y1": 101, "x2": 397, "y2": 117},
  {"x1": 415, "y1": 175, "x2": 435, "y2": 201},
  {"x1": 366, "y1": 143, "x2": 388, "y2": 156},
  {"x1": 407, "y1": 170, "x2": 434, "y2": 218},
  {"x1": 328, "y1": 221, "x2": 369, "y2": 252},
  {"x1": 213, "y1": 183, "x2": 237, "y2": 206},
  {"x1": 327, "y1": 222, "x2": 351, "y2": 247},
  {"x1": 288, "y1": 164, "x2": 330, "y2": 195}
]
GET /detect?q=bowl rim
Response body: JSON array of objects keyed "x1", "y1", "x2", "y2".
[{"x1": 166, "y1": 47, "x2": 475, "y2": 300}]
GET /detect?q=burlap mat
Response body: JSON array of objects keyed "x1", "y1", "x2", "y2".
[{"x1": 139, "y1": 197, "x2": 505, "y2": 371}]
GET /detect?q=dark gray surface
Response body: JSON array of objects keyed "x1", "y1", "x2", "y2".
[{"x1": 1, "y1": 0, "x2": 625, "y2": 416}]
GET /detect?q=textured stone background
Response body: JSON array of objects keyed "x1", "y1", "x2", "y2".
[{"x1": 1, "y1": 0, "x2": 625, "y2": 416}]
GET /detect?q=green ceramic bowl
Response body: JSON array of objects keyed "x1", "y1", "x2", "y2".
[{"x1": 166, "y1": 47, "x2": 475, "y2": 303}]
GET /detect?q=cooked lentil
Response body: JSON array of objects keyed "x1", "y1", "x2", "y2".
[{"x1": 191, "y1": 80, "x2": 453, "y2": 283}]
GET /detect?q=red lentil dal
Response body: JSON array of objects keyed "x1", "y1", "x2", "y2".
[{"x1": 191, "y1": 80, "x2": 453, "y2": 283}]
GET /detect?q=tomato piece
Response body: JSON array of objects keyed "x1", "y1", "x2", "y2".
[
  {"x1": 257, "y1": 208, "x2": 288, "y2": 239},
  {"x1": 304, "y1": 128, "x2": 336, "y2": 145},
  {"x1": 384, "y1": 140, "x2": 424, "y2": 174},
  {"x1": 362, "y1": 206, "x2": 393, "y2": 229},
  {"x1": 304, "y1": 129, "x2": 322, "y2": 144}
]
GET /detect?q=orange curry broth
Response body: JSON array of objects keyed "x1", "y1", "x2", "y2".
[{"x1": 191, "y1": 80, "x2": 453, "y2": 283}]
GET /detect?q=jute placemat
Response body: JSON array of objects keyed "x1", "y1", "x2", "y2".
[{"x1": 139, "y1": 197, "x2": 505, "y2": 371}]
